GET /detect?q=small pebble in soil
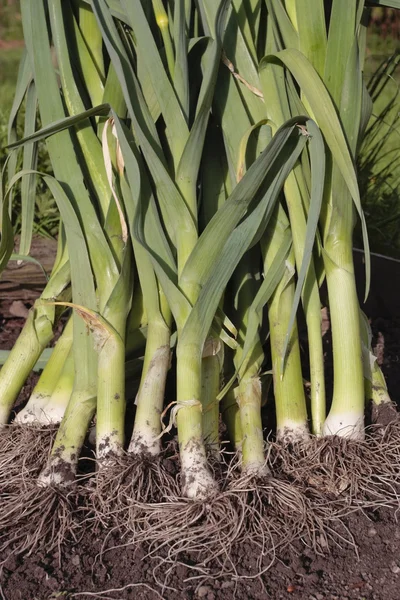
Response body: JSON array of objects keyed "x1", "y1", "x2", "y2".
[
  {"x1": 197, "y1": 585, "x2": 213, "y2": 598},
  {"x1": 221, "y1": 581, "x2": 234, "y2": 589},
  {"x1": 390, "y1": 561, "x2": 400, "y2": 574},
  {"x1": 367, "y1": 527, "x2": 377, "y2": 537}
]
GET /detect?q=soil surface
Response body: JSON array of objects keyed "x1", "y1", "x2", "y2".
[
  {"x1": 1, "y1": 508, "x2": 400, "y2": 600},
  {"x1": 1, "y1": 241, "x2": 400, "y2": 600}
]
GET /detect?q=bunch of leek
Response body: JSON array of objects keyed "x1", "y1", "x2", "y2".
[{"x1": 1, "y1": 0, "x2": 399, "y2": 568}]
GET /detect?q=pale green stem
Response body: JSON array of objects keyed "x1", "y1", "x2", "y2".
[
  {"x1": 0, "y1": 264, "x2": 71, "y2": 425},
  {"x1": 129, "y1": 318, "x2": 171, "y2": 456},
  {"x1": 176, "y1": 345, "x2": 218, "y2": 499},
  {"x1": 95, "y1": 251, "x2": 132, "y2": 462},
  {"x1": 38, "y1": 386, "x2": 96, "y2": 487},
  {"x1": 0, "y1": 309, "x2": 52, "y2": 424},
  {"x1": 201, "y1": 339, "x2": 223, "y2": 456},
  {"x1": 221, "y1": 387, "x2": 243, "y2": 453},
  {"x1": 366, "y1": 365, "x2": 391, "y2": 406},
  {"x1": 96, "y1": 332, "x2": 126, "y2": 460},
  {"x1": 46, "y1": 348, "x2": 75, "y2": 419},
  {"x1": 359, "y1": 309, "x2": 391, "y2": 407},
  {"x1": 237, "y1": 370, "x2": 268, "y2": 475},
  {"x1": 15, "y1": 317, "x2": 73, "y2": 424},
  {"x1": 74, "y1": 3, "x2": 105, "y2": 108},
  {"x1": 268, "y1": 270, "x2": 309, "y2": 442},
  {"x1": 262, "y1": 206, "x2": 309, "y2": 442},
  {"x1": 284, "y1": 172, "x2": 325, "y2": 435},
  {"x1": 323, "y1": 242, "x2": 365, "y2": 438},
  {"x1": 38, "y1": 310, "x2": 97, "y2": 487},
  {"x1": 233, "y1": 251, "x2": 268, "y2": 472},
  {"x1": 175, "y1": 209, "x2": 213, "y2": 498}
]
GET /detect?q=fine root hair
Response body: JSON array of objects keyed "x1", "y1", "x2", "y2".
[
  {"x1": 0, "y1": 424, "x2": 58, "y2": 494},
  {"x1": 125, "y1": 455, "x2": 343, "y2": 581},
  {"x1": 0, "y1": 482, "x2": 82, "y2": 559},
  {"x1": 85, "y1": 448, "x2": 181, "y2": 535},
  {"x1": 269, "y1": 421, "x2": 400, "y2": 512}
]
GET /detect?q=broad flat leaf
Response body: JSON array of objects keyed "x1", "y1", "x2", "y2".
[
  {"x1": 282, "y1": 120, "x2": 325, "y2": 361},
  {"x1": 295, "y1": 0, "x2": 327, "y2": 77},
  {"x1": 235, "y1": 230, "x2": 291, "y2": 379},
  {"x1": 324, "y1": 0, "x2": 356, "y2": 107},
  {"x1": 6, "y1": 48, "x2": 32, "y2": 211},
  {"x1": 260, "y1": 49, "x2": 370, "y2": 294},
  {"x1": 180, "y1": 118, "x2": 306, "y2": 290},
  {"x1": 19, "y1": 81, "x2": 38, "y2": 256},
  {"x1": 176, "y1": 0, "x2": 229, "y2": 221},
  {"x1": 92, "y1": 0, "x2": 197, "y2": 258},
  {"x1": 6, "y1": 104, "x2": 111, "y2": 150},
  {"x1": 173, "y1": 0, "x2": 190, "y2": 122},
  {"x1": 180, "y1": 124, "x2": 308, "y2": 353},
  {"x1": 112, "y1": 115, "x2": 192, "y2": 331},
  {"x1": 121, "y1": 0, "x2": 189, "y2": 164}
]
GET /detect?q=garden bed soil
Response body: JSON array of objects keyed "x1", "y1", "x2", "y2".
[
  {"x1": 1, "y1": 240, "x2": 400, "y2": 600},
  {"x1": 1, "y1": 508, "x2": 400, "y2": 600}
]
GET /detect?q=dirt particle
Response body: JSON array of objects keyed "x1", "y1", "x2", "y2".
[
  {"x1": 221, "y1": 581, "x2": 234, "y2": 589},
  {"x1": 197, "y1": 585, "x2": 212, "y2": 598},
  {"x1": 390, "y1": 562, "x2": 400, "y2": 574}
]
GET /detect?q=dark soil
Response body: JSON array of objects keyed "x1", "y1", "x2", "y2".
[
  {"x1": 1, "y1": 508, "x2": 400, "y2": 600},
  {"x1": 1, "y1": 244, "x2": 400, "y2": 600}
]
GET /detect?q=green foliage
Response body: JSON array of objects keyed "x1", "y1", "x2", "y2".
[
  {"x1": 0, "y1": 48, "x2": 58, "y2": 240},
  {"x1": 357, "y1": 51, "x2": 400, "y2": 256}
]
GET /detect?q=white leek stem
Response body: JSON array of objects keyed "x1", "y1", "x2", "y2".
[
  {"x1": 96, "y1": 331, "x2": 126, "y2": 460},
  {"x1": 263, "y1": 209, "x2": 309, "y2": 443},
  {"x1": 129, "y1": 319, "x2": 171, "y2": 456},
  {"x1": 237, "y1": 374, "x2": 269, "y2": 475},
  {"x1": 176, "y1": 347, "x2": 218, "y2": 500},
  {"x1": 15, "y1": 318, "x2": 73, "y2": 425},
  {"x1": 323, "y1": 255, "x2": 365, "y2": 440},
  {"x1": 38, "y1": 386, "x2": 96, "y2": 487},
  {"x1": 43, "y1": 349, "x2": 75, "y2": 423},
  {"x1": 0, "y1": 307, "x2": 54, "y2": 424},
  {"x1": 268, "y1": 264, "x2": 309, "y2": 443}
]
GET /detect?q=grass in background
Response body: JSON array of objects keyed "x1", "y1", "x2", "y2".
[
  {"x1": 0, "y1": 0, "x2": 22, "y2": 42},
  {"x1": 358, "y1": 31, "x2": 400, "y2": 257},
  {"x1": 0, "y1": 47, "x2": 23, "y2": 113},
  {"x1": 0, "y1": 48, "x2": 23, "y2": 159},
  {"x1": 0, "y1": 46, "x2": 59, "y2": 239},
  {"x1": 0, "y1": 1, "x2": 24, "y2": 114}
]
